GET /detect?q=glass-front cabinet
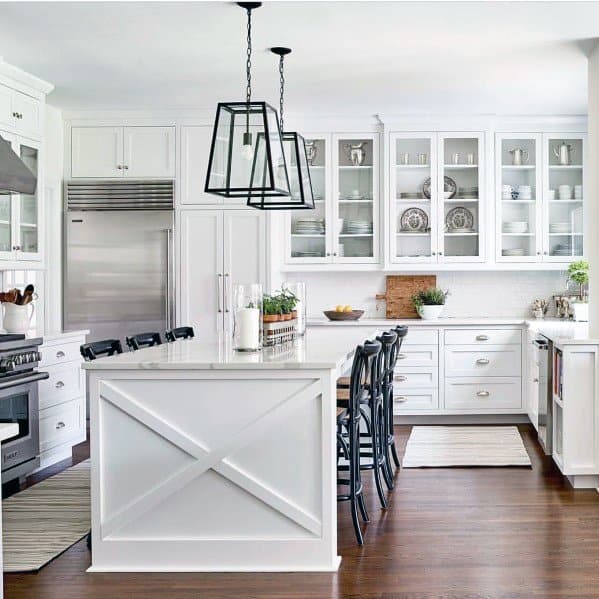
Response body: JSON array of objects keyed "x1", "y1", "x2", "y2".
[
  {"x1": 390, "y1": 131, "x2": 484, "y2": 264},
  {"x1": 0, "y1": 134, "x2": 41, "y2": 262},
  {"x1": 496, "y1": 132, "x2": 585, "y2": 263},
  {"x1": 286, "y1": 132, "x2": 379, "y2": 264}
]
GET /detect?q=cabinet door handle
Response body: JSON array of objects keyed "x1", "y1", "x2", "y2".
[
  {"x1": 12, "y1": 112, "x2": 16, "y2": 118},
  {"x1": 55, "y1": 381, "x2": 64, "y2": 389},
  {"x1": 438, "y1": 252, "x2": 443, "y2": 256},
  {"x1": 533, "y1": 378, "x2": 539, "y2": 383},
  {"x1": 55, "y1": 421, "x2": 66, "y2": 430},
  {"x1": 397, "y1": 353, "x2": 407, "y2": 360},
  {"x1": 476, "y1": 390, "x2": 490, "y2": 397},
  {"x1": 224, "y1": 273, "x2": 230, "y2": 313},
  {"x1": 476, "y1": 334, "x2": 489, "y2": 341},
  {"x1": 431, "y1": 252, "x2": 436, "y2": 256},
  {"x1": 396, "y1": 396, "x2": 408, "y2": 403},
  {"x1": 123, "y1": 165, "x2": 129, "y2": 170},
  {"x1": 326, "y1": 252, "x2": 330, "y2": 257},
  {"x1": 395, "y1": 375, "x2": 407, "y2": 382},
  {"x1": 476, "y1": 358, "x2": 490, "y2": 365},
  {"x1": 56, "y1": 351, "x2": 65, "y2": 359},
  {"x1": 217, "y1": 274, "x2": 223, "y2": 313},
  {"x1": 333, "y1": 252, "x2": 337, "y2": 256},
  {"x1": 117, "y1": 165, "x2": 123, "y2": 170}
]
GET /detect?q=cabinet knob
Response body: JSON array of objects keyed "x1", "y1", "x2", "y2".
[
  {"x1": 533, "y1": 378, "x2": 539, "y2": 383},
  {"x1": 117, "y1": 165, "x2": 123, "y2": 170},
  {"x1": 55, "y1": 421, "x2": 66, "y2": 430},
  {"x1": 325, "y1": 252, "x2": 330, "y2": 257},
  {"x1": 431, "y1": 252, "x2": 436, "y2": 256},
  {"x1": 123, "y1": 165, "x2": 129, "y2": 170},
  {"x1": 12, "y1": 245, "x2": 21, "y2": 251},
  {"x1": 12, "y1": 112, "x2": 16, "y2": 118},
  {"x1": 56, "y1": 350, "x2": 65, "y2": 359},
  {"x1": 55, "y1": 381, "x2": 65, "y2": 389},
  {"x1": 537, "y1": 252, "x2": 541, "y2": 256},
  {"x1": 543, "y1": 251, "x2": 548, "y2": 255},
  {"x1": 18, "y1": 113, "x2": 22, "y2": 119},
  {"x1": 333, "y1": 252, "x2": 337, "y2": 256},
  {"x1": 438, "y1": 252, "x2": 443, "y2": 256}
]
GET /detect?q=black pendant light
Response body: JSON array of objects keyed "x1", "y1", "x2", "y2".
[
  {"x1": 204, "y1": 2, "x2": 291, "y2": 199},
  {"x1": 247, "y1": 47, "x2": 315, "y2": 210}
]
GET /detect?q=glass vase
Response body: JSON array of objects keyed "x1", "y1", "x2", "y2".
[
  {"x1": 232, "y1": 283, "x2": 263, "y2": 352},
  {"x1": 282, "y1": 281, "x2": 306, "y2": 336}
]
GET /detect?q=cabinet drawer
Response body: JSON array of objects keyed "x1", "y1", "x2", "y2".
[
  {"x1": 40, "y1": 342, "x2": 82, "y2": 368},
  {"x1": 444, "y1": 328, "x2": 522, "y2": 346},
  {"x1": 393, "y1": 367, "x2": 438, "y2": 389},
  {"x1": 393, "y1": 388, "x2": 439, "y2": 413},
  {"x1": 402, "y1": 329, "x2": 438, "y2": 346},
  {"x1": 445, "y1": 345, "x2": 521, "y2": 377},
  {"x1": 39, "y1": 364, "x2": 83, "y2": 409},
  {"x1": 39, "y1": 398, "x2": 83, "y2": 452},
  {"x1": 444, "y1": 377, "x2": 522, "y2": 410},
  {"x1": 396, "y1": 345, "x2": 438, "y2": 367}
]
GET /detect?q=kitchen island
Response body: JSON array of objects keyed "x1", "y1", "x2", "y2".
[{"x1": 83, "y1": 327, "x2": 380, "y2": 572}]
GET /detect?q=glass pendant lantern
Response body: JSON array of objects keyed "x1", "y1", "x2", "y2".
[
  {"x1": 204, "y1": 3, "x2": 291, "y2": 199},
  {"x1": 247, "y1": 47, "x2": 315, "y2": 210}
]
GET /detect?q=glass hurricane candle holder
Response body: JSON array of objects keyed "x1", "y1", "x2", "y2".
[
  {"x1": 282, "y1": 281, "x2": 306, "y2": 336},
  {"x1": 232, "y1": 283, "x2": 263, "y2": 352}
]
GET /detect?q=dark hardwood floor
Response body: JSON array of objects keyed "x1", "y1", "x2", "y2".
[{"x1": 5, "y1": 424, "x2": 599, "y2": 598}]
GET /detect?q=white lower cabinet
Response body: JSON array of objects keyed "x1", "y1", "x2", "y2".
[
  {"x1": 37, "y1": 334, "x2": 87, "y2": 470},
  {"x1": 444, "y1": 377, "x2": 522, "y2": 410}
]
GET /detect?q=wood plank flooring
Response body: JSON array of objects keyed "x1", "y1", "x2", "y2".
[{"x1": 5, "y1": 425, "x2": 599, "y2": 598}]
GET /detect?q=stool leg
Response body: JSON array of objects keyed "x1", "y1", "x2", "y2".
[
  {"x1": 389, "y1": 388, "x2": 401, "y2": 469},
  {"x1": 381, "y1": 384, "x2": 395, "y2": 490},
  {"x1": 350, "y1": 418, "x2": 364, "y2": 544},
  {"x1": 357, "y1": 491, "x2": 369, "y2": 523},
  {"x1": 371, "y1": 400, "x2": 387, "y2": 509}
]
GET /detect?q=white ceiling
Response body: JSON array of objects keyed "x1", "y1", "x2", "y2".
[{"x1": 0, "y1": 1, "x2": 597, "y2": 116}]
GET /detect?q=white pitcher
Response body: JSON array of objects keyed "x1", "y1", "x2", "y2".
[{"x1": 2, "y1": 302, "x2": 34, "y2": 333}]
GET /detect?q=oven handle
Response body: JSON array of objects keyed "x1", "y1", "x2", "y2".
[{"x1": 0, "y1": 371, "x2": 49, "y2": 390}]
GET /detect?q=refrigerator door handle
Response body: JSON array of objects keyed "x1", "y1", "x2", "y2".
[
  {"x1": 166, "y1": 228, "x2": 174, "y2": 330},
  {"x1": 224, "y1": 273, "x2": 230, "y2": 313},
  {"x1": 217, "y1": 274, "x2": 223, "y2": 313}
]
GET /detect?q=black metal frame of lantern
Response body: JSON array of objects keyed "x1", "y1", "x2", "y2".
[
  {"x1": 204, "y1": 3, "x2": 291, "y2": 199},
  {"x1": 247, "y1": 47, "x2": 315, "y2": 210}
]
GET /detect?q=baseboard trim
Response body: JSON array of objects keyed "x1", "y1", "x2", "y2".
[{"x1": 394, "y1": 414, "x2": 530, "y2": 425}]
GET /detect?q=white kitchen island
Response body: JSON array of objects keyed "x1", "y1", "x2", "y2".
[{"x1": 83, "y1": 327, "x2": 379, "y2": 572}]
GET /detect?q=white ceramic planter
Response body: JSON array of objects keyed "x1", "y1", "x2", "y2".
[
  {"x1": 417, "y1": 305, "x2": 444, "y2": 320},
  {"x1": 572, "y1": 302, "x2": 589, "y2": 322}
]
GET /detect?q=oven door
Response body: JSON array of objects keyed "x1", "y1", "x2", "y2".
[{"x1": 0, "y1": 371, "x2": 48, "y2": 481}]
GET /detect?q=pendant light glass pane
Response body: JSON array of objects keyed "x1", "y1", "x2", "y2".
[
  {"x1": 204, "y1": 101, "x2": 290, "y2": 198},
  {"x1": 247, "y1": 132, "x2": 315, "y2": 210}
]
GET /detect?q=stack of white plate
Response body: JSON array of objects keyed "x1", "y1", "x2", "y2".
[
  {"x1": 552, "y1": 243, "x2": 573, "y2": 256},
  {"x1": 459, "y1": 186, "x2": 478, "y2": 199},
  {"x1": 502, "y1": 248, "x2": 526, "y2": 256},
  {"x1": 517, "y1": 185, "x2": 532, "y2": 200},
  {"x1": 550, "y1": 222, "x2": 571, "y2": 234},
  {"x1": 448, "y1": 227, "x2": 476, "y2": 234},
  {"x1": 343, "y1": 220, "x2": 373, "y2": 234},
  {"x1": 293, "y1": 218, "x2": 325, "y2": 235},
  {"x1": 292, "y1": 250, "x2": 322, "y2": 258},
  {"x1": 503, "y1": 221, "x2": 529, "y2": 234}
]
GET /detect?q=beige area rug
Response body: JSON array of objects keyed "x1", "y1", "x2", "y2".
[
  {"x1": 3, "y1": 459, "x2": 90, "y2": 572},
  {"x1": 402, "y1": 426, "x2": 532, "y2": 468}
]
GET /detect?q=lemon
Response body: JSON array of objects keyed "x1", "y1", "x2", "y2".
[
  {"x1": 343, "y1": 305, "x2": 352, "y2": 313},
  {"x1": 335, "y1": 304, "x2": 344, "y2": 312}
]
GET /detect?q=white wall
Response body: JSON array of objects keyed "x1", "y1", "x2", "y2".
[
  {"x1": 588, "y1": 42, "x2": 599, "y2": 337},
  {"x1": 283, "y1": 271, "x2": 567, "y2": 319}
]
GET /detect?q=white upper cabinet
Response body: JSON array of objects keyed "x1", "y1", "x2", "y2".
[
  {"x1": 389, "y1": 131, "x2": 484, "y2": 265},
  {"x1": 71, "y1": 127, "x2": 123, "y2": 178},
  {"x1": 0, "y1": 87, "x2": 41, "y2": 139},
  {"x1": 71, "y1": 126, "x2": 175, "y2": 179},
  {"x1": 285, "y1": 131, "x2": 380, "y2": 265}
]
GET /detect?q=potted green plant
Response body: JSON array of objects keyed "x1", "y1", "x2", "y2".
[
  {"x1": 411, "y1": 287, "x2": 449, "y2": 320},
  {"x1": 568, "y1": 260, "x2": 589, "y2": 322},
  {"x1": 262, "y1": 295, "x2": 281, "y2": 323},
  {"x1": 278, "y1": 289, "x2": 299, "y2": 320}
]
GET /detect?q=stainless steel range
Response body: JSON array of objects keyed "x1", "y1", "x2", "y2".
[{"x1": 0, "y1": 334, "x2": 48, "y2": 482}]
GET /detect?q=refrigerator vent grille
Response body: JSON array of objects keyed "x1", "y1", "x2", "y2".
[{"x1": 66, "y1": 180, "x2": 174, "y2": 210}]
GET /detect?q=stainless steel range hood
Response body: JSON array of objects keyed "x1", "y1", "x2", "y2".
[{"x1": 0, "y1": 134, "x2": 36, "y2": 194}]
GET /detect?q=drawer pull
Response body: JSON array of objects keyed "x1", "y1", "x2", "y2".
[
  {"x1": 476, "y1": 335, "x2": 490, "y2": 341},
  {"x1": 476, "y1": 391, "x2": 490, "y2": 397},
  {"x1": 395, "y1": 375, "x2": 408, "y2": 382},
  {"x1": 55, "y1": 421, "x2": 66, "y2": 430},
  {"x1": 533, "y1": 378, "x2": 539, "y2": 383},
  {"x1": 55, "y1": 381, "x2": 65, "y2": 389},
  {"x1": 397, "y1": 353, "x2": 407, "y2": 360},
  {"x1": 56, "y1": 351, "x2": 65, "y2": 359},
  {"x1": 476, "y1": 358, "x2": 490, "y2": 365},
  {"x1": 396, "y1": 396, "x2": 408, "y2": 403}
]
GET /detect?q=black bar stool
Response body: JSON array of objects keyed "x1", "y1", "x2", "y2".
[
  {"x1": 165, "y1": 326, "x2": 195, "y2": 342},
  {"x1": 126, "y1": 332, "x2": 162, "y2": 351},
  {"x1": 337, "y1": 339, "x2": 381, "y2": 545},
  {"x1": 387, "y1": 325, "x2": 408, "y2": 469},
  {"x1": 80, "y1": 339, "x2": 123, "y2": 361}
]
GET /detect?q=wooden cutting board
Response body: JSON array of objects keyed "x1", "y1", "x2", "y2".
[{"x1": 377, "y1": 275, "x2": 436, "y2": 319}]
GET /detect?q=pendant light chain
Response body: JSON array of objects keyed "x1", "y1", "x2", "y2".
[
  {"x1": 245, "y1": 7, "x2": 252, "y2": 105},
  {"x1": 279, "y1": 54, "x2": 285, "y2": 133}
]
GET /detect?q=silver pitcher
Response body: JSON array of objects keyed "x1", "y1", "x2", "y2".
[
  {"x1": 305, "y1": 140, "x2": 317, "y2": 166},
  {"x1": 553, "y1": 141, "x2": 575, "y2": 166},
  {"x1": 509, "y1": 148, "x2": 529, "y2": 166},
  {"x1": 344, "y1": 142, "x2": 367, "y2": 166}
]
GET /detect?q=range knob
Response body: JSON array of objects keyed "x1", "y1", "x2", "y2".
[
  {"x1": 13, "y1": 355, "x2": 23, "y2": 365},
  {"x1": 0, "y1": 359, "x2": 15, "y2": 373}
]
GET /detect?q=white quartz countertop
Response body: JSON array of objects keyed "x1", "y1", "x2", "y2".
[
  {"x1": 0, "y1": 422, "x2": 18, "y2": 442},
  {"x1": 82, "y1": 327, "x2": 381, "y2": 371}
]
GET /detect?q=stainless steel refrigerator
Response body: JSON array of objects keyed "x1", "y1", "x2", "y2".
[{"x1": 63, "y1": 180, "x2": 175, "y2": 345}]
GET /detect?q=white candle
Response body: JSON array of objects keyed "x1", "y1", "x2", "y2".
[{"x1": 236, "y1": 307, "x2": 260, "y2": 349}]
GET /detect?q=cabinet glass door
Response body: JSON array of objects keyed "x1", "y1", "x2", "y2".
[
  {"x1": 544, "y1": 135, "x2": 584, "y2": 260},
  {"x1": 18, "y1": 142, "x2": 39, "y2": 257},
  {"x1": 497, "y1": 135, "x2": 540, "y2": 261},
  {"x1": 0, "y1": 135, "x2": 13, "y2": 255},
  {"x1": 391, "y1": 134, "x2": 436, "y2": 262},
  {"x1": 439, "y1": 134, "x2": 483, "y2": 261},
  {"x1": 288, "y1": 136, "x2": 328, "y2": 262},
  {"x1": 334, "y1": 135, "x2": 377, "y2": 262}
]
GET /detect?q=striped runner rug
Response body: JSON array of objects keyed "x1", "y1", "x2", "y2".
[
  {"x1": 402, "y1": 426, "x2": 532, "y2": 468},
  {"x1": 3, "y1": 459, "x2": 90, "y2": 572}
]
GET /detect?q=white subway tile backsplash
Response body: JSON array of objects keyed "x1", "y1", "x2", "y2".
[{"x1": 283, "y1": 271, "x2": 567, "y2": 319}]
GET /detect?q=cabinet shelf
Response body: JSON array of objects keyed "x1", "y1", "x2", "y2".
[
  {"x1": 548, "y1": 232, "x2": 582, "y2": 236},
  {"x1": 502, "y1": 165, "x2": 535, "y2": 170},
  {"x1": 445, "y1": 199, "x2": 479, "y2": 203},
  {"x1": 339, "y1": 233, "x2": 373, "y2": 238},
  {"x1": 548, "y1": 165, "x2": 582, "y2": 170},
  {"x1": 291, "y1": 234, "x2": 325, "y2": 238},
  {"x1": 444, "y1": 164, "x2": 478, "y2": 169},
  {"x1": 395, "y1": 199, "x2": 429, "y2": 203},
  {"x1": 339, "y1": 199, "x2": 373, "y2": 204},
  {"x1": 502, "y1": 232, "x2": 534, "y2": 236},
  {"x1": 396, "y1": 232, "x2": 430, "y2": 237},
  {"x1": 20, "y1": 223, "x2": 37, "y2": 228},
  {"x1": 395, "y1": 164, "x2": 429, "y2": 169},
  {"x1": 502, "y1": 200, "x2": 536, "y2": 204},
  {"x1": 445, "y1": 232, "x2": 478, "y2": 237},
  {"x1": 339, "y1": 165, "x2": 373, "y2": 170},
  {"x1": 548, "y1": 199, "x2": 583, "y2": 204}
]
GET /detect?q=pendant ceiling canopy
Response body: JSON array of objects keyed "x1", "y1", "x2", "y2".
[
  {"x1": 247, "y1": 47, "x2": 315, "y2": 210},
  {"x1": 204, "y1": 2, "x2": 291, "y2": 199}
]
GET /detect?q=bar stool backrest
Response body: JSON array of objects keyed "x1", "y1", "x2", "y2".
[
  {"x1": 367, "y1": 338, "x2": 386, "y2": 399},
  {"x1": 377, "y1": 330, "x2": 398, "y2": 386},
  {"x1": 390, "y1": 325, "x2": 409, "y2": 373},
  {"x1": 126, "y1": 332, "x2": 162, "y2": 351},
  {"x1": 348, "y1": 341, "x2": 380, "y2": 421},
  {"x1": 165, "y1": 326, "x2": 195, "y2": 342},
  {"x1": 80, "y1": 339, "x2": 123, "y2": 361}
]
